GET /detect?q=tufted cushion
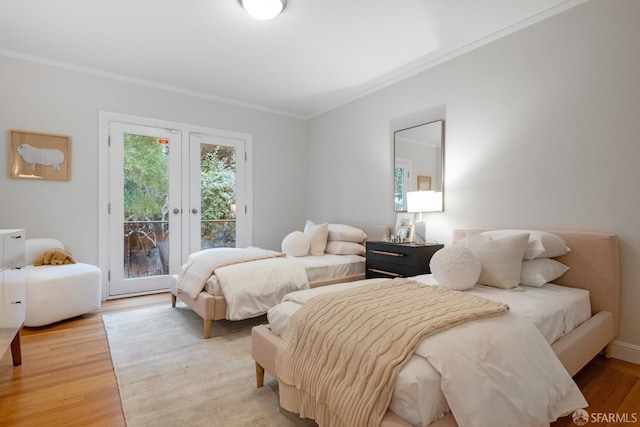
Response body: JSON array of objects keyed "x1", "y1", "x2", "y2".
[
  {"x1": 429, "y1": 246, "x2": 481, "y2": 291},
  {"x1": 281, "y1": 231, "x2": 310, "y2": 257}
]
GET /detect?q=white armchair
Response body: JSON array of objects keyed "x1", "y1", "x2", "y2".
[{"x1": 24, "y1": 238, "x2": 101, "y2": 327}]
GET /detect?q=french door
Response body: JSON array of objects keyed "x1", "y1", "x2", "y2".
[
  {"x1": 188, "y1": 133, "x2": 247, "y2": 254},
  {"x1": 108, "y1": 123, "x2": 182, "y2": 296},
  {"x1": 104, "y1": 116, "x2": 250, "y2": 297}
]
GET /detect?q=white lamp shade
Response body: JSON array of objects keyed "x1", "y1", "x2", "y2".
[
  {"x1": 241, "y1": 0, "x2": 285, "y2": 20},
  {"x1": 406, "y1": 191, "x2": 442, "y2": 213}
]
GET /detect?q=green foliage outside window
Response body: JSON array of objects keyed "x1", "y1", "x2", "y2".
[
  {"x1": 123, "y1": 134, "x2": 236, "y2": 248},
  {"x1": 124, "y1": 134, "x2": 169, "y2": 221},
  {"x1": 395, "y1": 167, "x2": 405, "y2": 211},
  {"x1": 199, "y1": 144, "x2": 236, "y2": 247}
]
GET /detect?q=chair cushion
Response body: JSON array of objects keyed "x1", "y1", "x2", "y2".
[{"x1": 25, "y1": 263, "x2": 101, "y2": 327}]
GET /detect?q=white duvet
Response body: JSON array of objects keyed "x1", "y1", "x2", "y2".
[
  {"x1": 204, "y1": 254, "x2": 364, "y2": 296},
  {"x1": 216, "y1": 257, "x2": 308, "y2": 320},
  {"x1": 268, "y1": 276, "x2": 588, "y2": 427}
]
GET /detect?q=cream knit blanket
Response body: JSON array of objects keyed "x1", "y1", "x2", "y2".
[
  {"x1": 276, "y1": 278, "x2": 509, "y2": 427},
  {"x1": 177, "y1": 247, "x2": 285, "y2": 299}
]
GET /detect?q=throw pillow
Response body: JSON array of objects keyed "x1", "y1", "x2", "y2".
[
  {"x1": 429, "y1": 246, "x2": 481, "y2": 291},
  {"x1": 327, "y1": 224, "x2": 367, "y2": 243},
  {"x1": 520, "y1": 258, "x2": 570, "y2": 287},
  {"x1": 281, "y1": 231, "x2": 310, "y2": 257},
  {"x1": 325, "y1": 241, "x2": 366, "y2": 255},
  {"x1": 464, "y1": 232, "x2": 530, "y2": 289},
  {"x1": 304, "y1": 220, "x2": 328, "y2": 256},
  {"x1": 480, "y1": 229, "x2": 570, "y2": 260}
]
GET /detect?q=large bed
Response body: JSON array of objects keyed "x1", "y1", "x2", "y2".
[
  {"x1": 170, "y1": 224, "x2": 389, "y2": 338},
  {"x1": 251, "y1": 229, "x2": 620, "y2": 427}
]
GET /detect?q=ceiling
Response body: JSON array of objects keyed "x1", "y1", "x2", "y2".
[{"x1": 0, "y1": 0, "x2": 585, "y2": 118}]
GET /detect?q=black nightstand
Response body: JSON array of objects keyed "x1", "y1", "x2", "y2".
[{"x1": 365, "y1": 241, "x2": 444, "y2": 279}]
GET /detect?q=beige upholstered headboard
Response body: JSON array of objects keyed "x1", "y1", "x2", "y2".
[
  {"x1": 354, "y1": 224, "x2": 390, "y2": 243},
  {"x1": 452, "y1": 229, "x2": 620, "y2": 334}
]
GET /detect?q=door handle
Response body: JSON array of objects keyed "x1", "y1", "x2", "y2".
[
  {"x1": 173, "y1": 208, "x2": 181, "y2": 214},
  {"x1": 191, "y1": 208, "x2": 198, "y2": 214}
]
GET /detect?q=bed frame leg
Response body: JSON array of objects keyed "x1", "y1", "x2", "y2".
[
  {"x1": 604, "y1": 342, "x2": 614, "y2": 358},
  {"x1": 171, "y1": 293, "x2": 177, "y2": 308},
  {"x1": 203, "y1": 319, "x2": 212, "y2": 339},
  {"x1": 256, "y1": 362, "x2": 265, "y2": 388}
]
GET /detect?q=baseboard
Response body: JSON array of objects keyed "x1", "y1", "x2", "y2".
[{"x1": 609, "y1": 340, "x2": 640, "y2": 365}]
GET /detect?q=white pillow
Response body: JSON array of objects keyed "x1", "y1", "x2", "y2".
[
  {"x1": 479, "y1": 230, "x2": 569, "y2": 260},
  {"x1": 520, "y1": 258, "x2": 570, "y2": 287},
  {"x1": 325, "y1": 241, "x2": 366, "y2": 256},
  {"x1": 327, "y1": 224, "x2": 367, "y2": 243},
  {"x1": 25, "y1": 238, "x2": 65, "y2": 265},
  {"x1": 281, "y1": 231, "x2": 310, "y2": 257},
  {"x1": 464, "y1": 232, "x2": 530, "y2": 289},
  {"x1": 429, "y1": 246, "x2": 481, "y2": 291},
  {"x1": 304, "y1": 220, "x2": 328, "y2": 256}
]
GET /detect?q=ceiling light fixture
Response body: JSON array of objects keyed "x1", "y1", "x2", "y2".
[{"x1": 240, "y1": 0, "x2": 286, "y2": 20}]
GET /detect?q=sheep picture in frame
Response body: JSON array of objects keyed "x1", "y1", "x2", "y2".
[{"x1": 9, "y1": 130, "x2": 71, "y2": 181}]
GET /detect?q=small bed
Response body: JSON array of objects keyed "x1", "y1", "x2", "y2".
[
  {"x1": 170, "y1": 224, "x2": 389, "y2": 338},
  {"x1": 251, "y1": 229, "x2": 620, "y2": 427}
]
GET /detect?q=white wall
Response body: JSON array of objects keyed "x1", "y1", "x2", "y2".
[
  {"x1": 307, "y1": 0, "x2": 640, "y2": 359},
  {"x1": 0, "y1": 55, "x2": 309, "y2": 261},
  {"x1": 1, "y1": 0, "x2": 637, "y2": 362}
]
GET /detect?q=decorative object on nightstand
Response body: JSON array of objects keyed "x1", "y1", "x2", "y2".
[
  {"x1": 394, "y1": 212, "x2": 414, "y2": 243},
  {"x1": 365, "y1": 241, "x2": 444, "y2": 279},
  {"x1": 407, "y1": 190, "x2": 442, "y2": 245}
]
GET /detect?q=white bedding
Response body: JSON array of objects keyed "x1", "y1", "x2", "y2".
[
  {"x1": 215, "y1": 257, "x2": 308, "y2": 320},
  {"x1": 267, "y1": 275, "x2": 590, "y2": 427},
  {"x1": 415, "y1": 274, "x2": 591, "y2": 344},
  {"x1": 294, "y1": 253, "x2": 365, "y2": 282},
  {"x1": 204, "y1": 254, "x2": 364, "y2": 295}
]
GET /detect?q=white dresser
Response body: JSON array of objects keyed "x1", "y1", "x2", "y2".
[{"x1": 0, "y1": 229, "x2": 26, "y2": 365}]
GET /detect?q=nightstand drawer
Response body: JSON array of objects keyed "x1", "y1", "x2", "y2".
[
  {"x1": 367, "y1": 245, "x2": 424, "y2": 267},
  {"x1": 366, "y1": 260, "x2": 418, "y2": 278}
]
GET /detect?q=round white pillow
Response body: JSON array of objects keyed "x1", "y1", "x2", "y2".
[
  {"x1": 281, "y1": 231, "x2": 310, "y2": 257},
  {"x1": 429, "y1": 246, "x2": 481, "y2": 291}
]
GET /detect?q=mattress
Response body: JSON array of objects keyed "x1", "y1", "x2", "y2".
[
  {"x1": 413, "y1": 274, "x2": 591, "y2": 344},
  {"x1": 267, "y1": 275, "x2": 591, "y2": 427},
  {"x1": 268, "y1": 275, "x2": 590, "y2": 344},
  {"x1": 203, "y1": 254, "x2": 364, "y2": 296},
  {"x1": 294, "y1": 253, "x2": 365, "y2": 282}
]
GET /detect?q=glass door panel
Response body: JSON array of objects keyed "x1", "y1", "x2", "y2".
[
  {"x1": 109, "y1": 122, "x2": 181, "y2": 296},
  {"x1": 189, "y1": 133, "x2": 246, "y2": 253}
]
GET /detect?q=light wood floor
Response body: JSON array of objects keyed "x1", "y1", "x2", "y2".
[
  {"x1": 0, "y1": 293, "x2": 167, "y2": 427},
  {"x1": 1, "y1": 293, "x2": 639, "y2": 426}
]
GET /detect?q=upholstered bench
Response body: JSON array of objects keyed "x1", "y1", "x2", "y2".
[{"x1": 24, "y1": 238, "x2": 101, "y2": 327}]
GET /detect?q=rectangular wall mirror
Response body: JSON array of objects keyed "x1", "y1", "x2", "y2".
[{"x1": 394, "y1": 120, "x2": 444, "y2": 212}]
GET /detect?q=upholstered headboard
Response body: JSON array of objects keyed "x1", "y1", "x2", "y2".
[
  {"x1": 452, "y1": 229, "x2": 621, "y2": 334},
  {"x1": 353, "y1": 224, "x2": 390, "y2": 243}
]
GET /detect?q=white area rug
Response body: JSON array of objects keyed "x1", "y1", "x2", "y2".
[{"x1": 103, "y1": 302, "x2": 316, "y2": 427}]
